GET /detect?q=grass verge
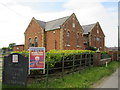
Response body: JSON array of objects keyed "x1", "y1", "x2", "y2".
[
  {"x1": 2, "y1": 61, "x2": 120, "y2": 88},
  {"x1": 27, "y1": 61, "x2": 119, "y2": 88}
]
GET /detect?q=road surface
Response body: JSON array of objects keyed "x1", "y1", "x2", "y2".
[
  {"x1": 0, "y1": 57, "x2": 2, "y2": 89},
  {"x1": 93, "y1": 68, "x2": 119, "y2": 89}
]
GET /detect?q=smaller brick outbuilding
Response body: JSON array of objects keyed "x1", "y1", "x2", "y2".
[
  {"x1": 82, "y1": 22, "x2": 105, "y2": 51},
  {"x1": 13, "y1": 44, "x2": 24, "y2": 51}
]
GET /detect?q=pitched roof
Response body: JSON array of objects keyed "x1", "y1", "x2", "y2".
[
  {"x1": 37, "y1": 16, "x2": 70, "y2": 31},
  {"x1": 82, "y1": 23, "x2": 96, "y2": 34},
  {"x1": 37, "y1": 20, "x2": 46, "y2": 29}
]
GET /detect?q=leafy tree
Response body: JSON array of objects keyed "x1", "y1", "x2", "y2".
[
  {"x1": 2, "y1": 47, "x2": 8, "y2": 53},
  {"x1": 8, "y1": 43, "x2": 16, "y2": 50}
]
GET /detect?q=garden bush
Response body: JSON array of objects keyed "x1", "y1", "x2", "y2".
[
  {"x1": 11, "y1": 51, "x2": 29, "y2": 57},
  {"x1": 100, "y1": 51, "x2": 111, "y2": 59},
  {"x1": 12, "y1": 50, "x2": 95, "y2": 68}
]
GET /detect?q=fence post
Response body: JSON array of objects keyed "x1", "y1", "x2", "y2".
[
  {"x1": 72, "y1": 54, "x2": 75, "y2": 74},
  {"x1": 46, "y1": 61, "x2": 49, "y2": 88},
  {"x1": 88, "y1": 53, "x2": 91, "y2": 69},
  {"x1": 62, "y1": 53, "x2": 64, "y2": 81},
  {"x1": 93, "y1": 52, "x2": 101, "y2": 66},
  {"x1": 85, "y1": 53, "x2": 87, "y2": 68},
  {"x1": 79, "y1": 53, "x2": 82, "y2": 73}
]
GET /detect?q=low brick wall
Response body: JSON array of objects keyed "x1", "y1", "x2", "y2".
[{"x1": 99, "y1": 58, "x2": 111, "y2": 65}]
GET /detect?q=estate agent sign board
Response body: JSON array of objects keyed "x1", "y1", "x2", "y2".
[{"x1": 29, "y1": 47, "x2": 45, "y2": 70}]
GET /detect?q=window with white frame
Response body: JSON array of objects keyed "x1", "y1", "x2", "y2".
[
  {"x1": 72, "y1": 22, "x2": 75, "y2": 28},
  {"x1": 96, "y1": 37, "x2": 100, "y2": 41},
  {"x1": 97, "y1": 30, "x2": 99, "y2": 34}
]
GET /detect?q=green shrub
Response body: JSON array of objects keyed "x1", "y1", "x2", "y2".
[
  {"x1": 100, "y1": 51, "x2": 108, "y2": 54},
  {"x1": 12, "y1": 50, "x2": 95, "y2": 68},
  {"x1": 87, "y1": 46, "x2": 97, "y2": 51},
  {"x1": 11, "y1": 51, "x2": 29, "y2": 57},
  {"x1": 100, "y1": 51, "x2": 111, "y2": 59},
  {"x1": 46, "y1": 50, "x2": 95, "y2": 67}
]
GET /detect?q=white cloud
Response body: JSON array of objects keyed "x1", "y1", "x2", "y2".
[
  {"x1": 0, "y1": 3, "x2": 32, "y2": 47},
  {"x1": 0, "y1": 0, "x2": 118, "y2": 48},
  {"x1": 63, "y1": 0, "x2": 118, "y2": 47}
]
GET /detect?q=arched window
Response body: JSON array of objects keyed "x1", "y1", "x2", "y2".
[
  {"x1": 34, "y1": 37, "x2": 38, "y2": 47},
  {"x1": 67, "y1": 31, "x2": 70, "y2": 46},
  {"x1": 28, "y1": 38, "x2": 32, "y2": 47},
  {"x1": 76, "y1": 33, "x2": 80, "y2": 46}
]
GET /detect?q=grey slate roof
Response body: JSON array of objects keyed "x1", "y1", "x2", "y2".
[
  {"x1": 82, "y1": 23, "x2": 96, "y2": 34},
  {"x1": 37, "y1": 16, "x2": 69, "y2": 31},
  {"x1": 37, "y1": 20, "x2": 46, "y2": 29}
]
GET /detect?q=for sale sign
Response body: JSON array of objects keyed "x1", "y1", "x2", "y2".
[{"x1": 29, "y1": 47, "x2": 45, "y2": 70}]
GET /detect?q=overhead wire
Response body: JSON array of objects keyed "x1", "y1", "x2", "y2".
[{"x1": 0, "y1": 2, "x2": 28, "y2": 19}]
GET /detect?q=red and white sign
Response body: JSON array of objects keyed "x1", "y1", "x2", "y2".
[{"x1": 29, "y1": 47, "x2": 45, "y2": 70}]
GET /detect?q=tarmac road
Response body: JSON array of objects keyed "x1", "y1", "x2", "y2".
[
  {"x1": 0, "y1": 57, "x2": 2, "y2": 89},
  {"x1": 93, "y1": 68, "x2": 119, "y2": 89}
]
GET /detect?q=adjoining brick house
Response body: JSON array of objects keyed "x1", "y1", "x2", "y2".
[
  {"x1": 82, "y1": 22, "x2": 105, "y2": 51},
  {"x1": 23, "y1": 13, "x2": 85, "y2": 51}
]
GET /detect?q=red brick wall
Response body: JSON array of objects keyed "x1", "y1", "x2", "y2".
[
  {"x1": 62, "y1": 14, "x2": 84, "y2": 50},
  {"x1": 90, "y1": 23, "x2": 105, "y2": 51},
  {"x1": 45, "y1": 29, "x2": 60, "y2": 51},
  {"x1": 13, "y1": 45, "x2": 24, "y2": 51},
  {"x1": 24, "y1": 18, "x2": 44, "y2": 51},
  {"x1": 108, "y1": 51, "x2": 118, "y2": 61}
]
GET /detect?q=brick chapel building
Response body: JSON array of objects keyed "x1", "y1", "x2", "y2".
[
  {"x1": 13, "y1": 13, "x2": 105, "y2": 52},
  {"x1": 82, "y1": 22, "x2": 105, "y2": 51},
  {"x1": 23, "y1": 13, "x2": 84, "y2": 51}
]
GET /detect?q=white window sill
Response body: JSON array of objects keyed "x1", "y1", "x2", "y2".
[
  {"x1": 76, "y1": 45, "x2": 81, "y2": 47},
  {"x1": 66, "y1": 45, "x2": 70, "y2": 47}
]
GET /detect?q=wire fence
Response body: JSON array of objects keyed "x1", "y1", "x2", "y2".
[{"x1": 28, "y1": 53, "x2": 94, "y2": 87}]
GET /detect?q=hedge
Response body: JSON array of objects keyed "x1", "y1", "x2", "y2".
[
  {"x1": 100, "y1": 51, "x2": 111, "y2": 59},
  {"x1": 12, "y1": 50, "x2": 95, "y2": 68}
]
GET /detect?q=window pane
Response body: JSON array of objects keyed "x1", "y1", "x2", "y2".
[
  {"x1": 34, "y1": 37, "x2": 38, "y2": 47},
  {"x1": 67, "y1": 31, "x2": 70, "y2": 45},
  {"x1": 29, "y1": 38, "x2": 32, "y2": 47},
  {"x1": 73, "y1": 23, "x2": 75, "y2": 28},
  {"x1": 96, "y1": 37, "x2": 100, "y2": 41}
]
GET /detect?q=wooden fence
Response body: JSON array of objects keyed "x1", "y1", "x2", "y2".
[
  {"x1": 28, "y1": 53, "x2": 94, "y2": 87},
  {"x1": 1, "y1": 51, "x2": 119, "y2": 87}
]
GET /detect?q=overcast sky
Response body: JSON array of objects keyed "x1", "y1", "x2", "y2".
[{"x1": 0, "y1": 0, "x2": 118, "y2": 48}]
